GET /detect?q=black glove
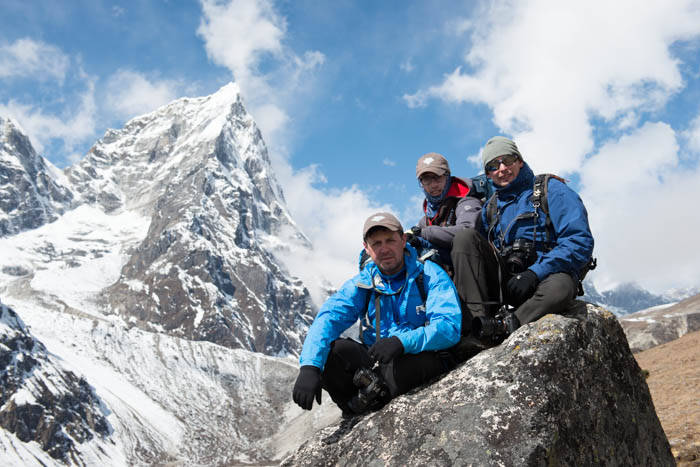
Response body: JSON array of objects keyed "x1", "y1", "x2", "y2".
[
  {"x1": 368, "y1": 336, "x2": 404, "y2": 363},
  {"x1": 292, "y1": 365, "x2": 322, "y2": 410},
  {"x1": 405, "y1": 226, "x2": 422, "y2": 249},
  {"x1": 506, "y1": 270, "x2": 539, "y2": 306}
]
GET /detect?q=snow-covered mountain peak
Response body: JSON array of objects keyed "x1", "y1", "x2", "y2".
[
  {"x1": 0, "y1": 116, "x2": 74, "y2": 237},
  {"x1": 0, "y1": 83, "x2": 325, "y2": 464},
  {"x1": 66, "y1": 81, "x2": 283, "y2": 218}
]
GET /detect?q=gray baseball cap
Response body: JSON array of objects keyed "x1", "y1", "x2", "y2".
[
  {"x1": 482, "y1": 136, "x2": 522, "y2": 168},
  {"x1": 416, "y1": 152, "x2": 450, "y2": 178},
  {"x1": 362, "y1": 212, "x2": 403, "y2": 240}
]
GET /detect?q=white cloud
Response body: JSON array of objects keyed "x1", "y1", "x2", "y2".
[
  {"x1": 105, "y1": 69, "x2": 180, "y2": 120},
  {"x1": 272, "y1": 162, "x2": 391, "y2": 304},
  {"x1": 197, "y1": 0, "x2": 324, "y2": 144},
  {"x1": 580, "y1": 122, "x2": 700, "y2": 292},
  {"x1": 405, "y1": 0, "x2": 700, "y2": 174},
  {"x1": 685, "y1": 112, "x2": 700, "y2": 153},
  {"x1": 0, "y1": 38, "x2": 70, "y2": 83},
  {"x1": 382, "y1": 158, "x2": 397, "y2": 167},
  {"x1": 0, "y1": 79, "x2": 97, "y2": 158},
  {"x1": 405, "y1": 0, "x2": 700, "y2": 292},
  {"x1": 198, "y1": 0, "x2": 284, "y2": 83}
]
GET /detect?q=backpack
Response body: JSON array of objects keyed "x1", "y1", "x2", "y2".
[
  {"x1": 470, "y1": 173, "x2": 495, "y2": 202},
  {"x1": 484, "y1": 174, "x2": 596, "y2": 296}
]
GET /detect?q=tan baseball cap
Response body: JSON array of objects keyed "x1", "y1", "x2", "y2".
[
  {"x1": 416, "y1": 152, "x2": 450, "y2": 178},
  {"x1": 362, "y1": 212, "x2": 403, "y2": 240}
]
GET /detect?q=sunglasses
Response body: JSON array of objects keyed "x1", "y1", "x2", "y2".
[{"x1": 485, "y1": 154, "x2": 519, "y2": 173}]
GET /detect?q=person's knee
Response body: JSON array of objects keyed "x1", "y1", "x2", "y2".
[
  {"x1": 451, "y1": 228, "x2": 481, "y2": 256},
  {"x1": 543, "y1": 273, "x2": 577, "y2": 306}
]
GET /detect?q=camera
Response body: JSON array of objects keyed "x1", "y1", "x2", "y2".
[
  {"x1": 472, "y1": 312, "x2": 520, "y2": 341},
  {"x1": 500, "y1": 238, "x2": 536, "y2": 274},
  {"x1": 347, "y1": 367, "x2": 389, "y2": 414}
]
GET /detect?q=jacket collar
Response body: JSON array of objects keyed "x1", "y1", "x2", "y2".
[{"x1": 360, "y1": 244, "x2": 421, "y2": 293}]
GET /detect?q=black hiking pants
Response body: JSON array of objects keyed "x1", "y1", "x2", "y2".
[
  {"x1": 451, "y1": 228, "x2": 577, "y2": 327},
  {"x1": 321, "y1": 338, "x2": 455, "y2": 415}
]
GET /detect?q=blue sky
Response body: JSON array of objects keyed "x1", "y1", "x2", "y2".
[{"x1": 2, "y1": 0, "x2": 700, "y2": 294}]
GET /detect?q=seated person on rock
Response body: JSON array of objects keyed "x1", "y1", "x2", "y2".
[
  {"x1": 406, "y1": 152, "x2": 482, "y2": 274},
  {"x1": 292, "y1": 212, "x2": 462, "y2": 415},
  {"x1": 451, "y1": 136, "x2": 594, "y2": 339}
]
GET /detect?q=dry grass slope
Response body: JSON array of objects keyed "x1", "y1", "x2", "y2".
[{"x1": 634, "y1": 329, "x2": 700, "y2": 466}]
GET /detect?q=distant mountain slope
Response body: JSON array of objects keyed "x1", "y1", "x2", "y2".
[
  {"x1": 619, "y1": 292, "x2": 700, "y2": 352},
  {"x1": 0, "y1": 303, "x2": 113, "y2": 464},
  {"x1": 0, "y1": 117, "x2": 73, "y2": 236},
  {"x1": 582, "y1": 280, "x2": 699, "y2": 316}
]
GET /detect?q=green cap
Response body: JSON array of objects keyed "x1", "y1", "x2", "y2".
[{"x1": 482, "y1": 136, "x2": 522, "y2": 168}]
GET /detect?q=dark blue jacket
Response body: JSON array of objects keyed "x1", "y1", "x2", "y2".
[
  {"x1": 299, "y1": 245, "x2": 461, "y2": 370},
  {"x1": 479, "y1": 163, "x2": 594, "y2": 280}
]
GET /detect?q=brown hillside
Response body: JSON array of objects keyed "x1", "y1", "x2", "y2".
[{"x1": 634, "y1": 329, "x2": 700, "y2": 465}]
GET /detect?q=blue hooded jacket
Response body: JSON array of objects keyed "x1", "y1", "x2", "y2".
[
  {"x1": 299, "y1": 245, "x2": 462, "y2": 370},
  {"x1": 479, "y1": 163, "x2": 594, "y2": 280}
]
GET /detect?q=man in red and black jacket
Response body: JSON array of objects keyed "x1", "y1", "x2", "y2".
[{"x1": 407, "y1": 152, "x2": 482, "y2": 272}]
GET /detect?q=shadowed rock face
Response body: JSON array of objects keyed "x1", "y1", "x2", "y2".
[
  {"x1": 0, "y1": 117, "x2": 73, "y2": 237},
  {"x1": 0, "y1": 304, "x2": 111, "y2": 462},
  {"x1": 283, "y1": 302, "x2": 674, "y2": 466}
]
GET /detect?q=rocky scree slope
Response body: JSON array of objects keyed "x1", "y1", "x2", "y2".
[{"x1": 0, "y1": 303, "x2": 112, "y2": 465}]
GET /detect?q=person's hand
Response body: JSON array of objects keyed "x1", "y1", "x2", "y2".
[
  {"x1": 506, "y1": 270, "x2": 539, "y2": 306},
  {"x1": 292, "y1": 365, "x2": 322, "y2": 410},
  {"x1": 405, "y1": 226, "x2": 422, "y2": 249},
  {"x1": 368, "y1": 336, "x2": 404, "y2": 363}
]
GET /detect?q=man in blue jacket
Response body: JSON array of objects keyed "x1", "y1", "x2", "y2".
[
  {"x1": 451, "y1": 136, "x2": 594, "y2": 336},
  {"x1": 292, "y1": 212, "x2": 462, "y2": 415}
]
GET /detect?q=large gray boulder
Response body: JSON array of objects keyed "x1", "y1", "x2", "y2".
[{"x1": 283, "y1": 302, "x2": 673, "y2": 466}]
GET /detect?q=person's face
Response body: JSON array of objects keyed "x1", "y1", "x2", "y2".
[
  {"x1": 419, "y1": 172, "x2": 448, "y2": 197},
  {"x1": 485, "y1": 154, "x2": 523, "y2": 187},
  {"x1": 363, "y1": 228, "x2": 406, "y2": 276}
]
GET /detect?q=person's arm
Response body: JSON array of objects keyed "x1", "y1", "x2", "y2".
[
  {"x1": 420, "y1": 196, "x2": 482, "y2": 248},
  {"x1": 528, "y1": 180, "x2": 594, "y2": 280},
  {"x1": 298, "y1": 276, "x2": 365, "y2": 369},
  {"x1": 395, "y1": 262, "x2": 462, "y2": 354}
]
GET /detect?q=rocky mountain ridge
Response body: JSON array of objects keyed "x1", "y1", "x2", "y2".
[
  {"x1": 0, "y1": 117, "x2": 74, "y2": 237},
  {"x1": 0, "y1": 83, "x2": 314, "y2": 356},
  {"x1": 619, "y1": 292, "x2": 700, "y2": 352},
  {"x1": 0, "y1": 84, "x2": 331, "y2": 464},
  {"x1": 582, "y1": 279, "x2": 699, "y2": 316}
]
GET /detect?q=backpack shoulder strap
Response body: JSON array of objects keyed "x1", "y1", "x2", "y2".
[
  {"x1": 531, "y1": 174, "x2": 550, "y2": 214},
  {"x1": 415, "y1": 271, "x2": 427, "y2": 304},
  {"x1": 485, "y1": 192, "x2": 498, "y2": 238},
  {"x1": 532, "y1": 174, "x2": 555, "y2": 243}
]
